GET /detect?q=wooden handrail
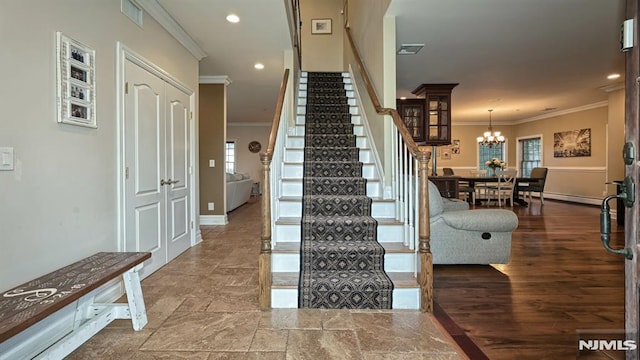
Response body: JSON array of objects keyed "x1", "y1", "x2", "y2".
[
  {"x1": 259, "y1": 68, "x2": 290, "y2": 311},
  {"x1": 344, "y1": 28, "x2": 430, "y2": 158},
  {"x1": 344, "y1": 26, "x2": 433, "y2": 312},
  {"x1": 263, "y1": 69, "x2": 290, "y2": 161}
]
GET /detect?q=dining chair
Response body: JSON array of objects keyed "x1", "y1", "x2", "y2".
[
  {"x1": 469, "y1": 170, "x2": 488, "y2": 202},
  {"x1": 443, "y1": 167, "x2": 455, "y2": 176},
  {"x1": 517, "y1": 167, "x2": 548, "y2": 205},
  {"x1": 490, "y1": 169, "x2": 518, "y2": 207}
]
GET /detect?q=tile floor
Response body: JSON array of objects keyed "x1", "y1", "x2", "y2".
[{"x1": 68, "y1": 197, "x2": 463, "y2": 359}]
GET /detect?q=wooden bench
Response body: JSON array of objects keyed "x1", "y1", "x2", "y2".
[{"x1": 0, "y1": 252, "x2": 151, "y2": 359}]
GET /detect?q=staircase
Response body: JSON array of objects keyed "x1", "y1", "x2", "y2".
[{"x1": 271, "y1": 71, "x2": 420, "y2": 309}]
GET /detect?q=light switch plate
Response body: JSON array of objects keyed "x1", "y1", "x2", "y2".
[
  {"x1": 0, "y1": 147, "x2": 14, "y2": 171},
  {"x1": 209, "y1": 160, "x2": 215, "y2": 167}
]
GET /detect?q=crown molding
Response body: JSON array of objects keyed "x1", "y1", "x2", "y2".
[
  {"x1": 199, "y1": 76, "x2": 232, "y2": 86},
  {"x1": 454, "y1": 101, "x2": 609, "y2": 126},
  {"x1": 136, "y1": 0, "x2": 207, "y2": 61},
  {"x1": 599, "y1": 82, "x2": 625, "y2": 93},
  {"x1": 513, "y1": 101, "x2": 608, "y2": 124}
]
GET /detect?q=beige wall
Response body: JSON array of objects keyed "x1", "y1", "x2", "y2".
[
  {"x1": 300, "y1": 0, "x2": 344, "y2": 71},
  {"x1": 0, "y1": 1, "x2": 199, "y2": 291},
  {"x1": 199, "y1": 84, "x2": 226, "y2": 216},
  {"x1": 344, "y1": 0, "x2": 392, "y2": 186},
  {"x1": 443, "y1": 104, "x2": 615, "y2": 202}
]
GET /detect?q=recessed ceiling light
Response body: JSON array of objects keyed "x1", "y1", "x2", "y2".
[
  {"x1": 607, "y1": 73, "x2": 621, "y2": 80},
  {"x1": 254, "y1": 63, "x2": 264, "y2": 70},
  {"x1": 226, "y1": 14, "x2": 240, "y2": 23}
]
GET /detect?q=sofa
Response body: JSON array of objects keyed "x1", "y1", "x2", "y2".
[
  {"x1": 428, "y1": 180, "x2": 519, "y2": 264},
  {"x1": 226, "y1": 173, "x2": 253, "y2": 212}
]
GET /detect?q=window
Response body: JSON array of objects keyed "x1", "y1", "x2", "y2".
[
  {"x1": 519, "y1": 137, "x2": 542, "y2": 177},
  {"x1": 478, "y1": 143, "x2": 505, "y2": 170},
  {"x1": 225, "y1": 141, "x2": 236, "y2": 173}
]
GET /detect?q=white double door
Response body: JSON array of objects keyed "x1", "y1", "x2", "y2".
[{"x1": 123, "y1": 59, "x2": 192, "y2": 278}]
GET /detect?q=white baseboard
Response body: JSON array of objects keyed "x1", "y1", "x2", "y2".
[
  {"x1": 194, "y1": 229, "x2": 203, "y2": 245},
  {"x1": 200, "y1": 215, "x2": 228, "y2": 225},
  {"x1": 540, "y1": 192, "x2": 601, "y2": 206}
]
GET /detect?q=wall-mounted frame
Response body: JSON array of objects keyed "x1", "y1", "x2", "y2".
[
  {"x1": 553, "y1": 128, "x2": 591, "y2": 157},
  {"x1": 311, "y1": 18, "x2": 332, "y2": 34},
  {"x1": 56, "y1": 32, "x2": 96, "y2": 128}
]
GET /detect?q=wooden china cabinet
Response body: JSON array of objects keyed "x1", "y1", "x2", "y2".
[{"x1": 396, "y1": 83, "x2": 458, "y2": 146}]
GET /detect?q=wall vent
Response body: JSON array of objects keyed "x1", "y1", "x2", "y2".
[
  {"x1": 397, "y1": 44, "x2": 424, "y2": 55},
  {"x1": 122, "y1": 0, "x2": 143, "y2": 27}
]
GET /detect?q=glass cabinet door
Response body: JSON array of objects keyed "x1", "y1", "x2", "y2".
[{"x1": 412, "y1": 83, "x2": 458, "y2": 146}]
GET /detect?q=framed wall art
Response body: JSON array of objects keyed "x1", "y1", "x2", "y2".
[
  {"x1": 56, "y1": 32, "x2": 96, "y2": 128},
  {"x1": 553, "y1": 128, "x2": 591, "y2": 157},
  {"x1": 311, "y1": 18, "x2": 332, "y2": 34}
]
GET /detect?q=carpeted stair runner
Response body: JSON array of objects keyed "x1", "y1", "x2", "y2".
[{"x1": 298, "y1": 72, "x2": 393, "y2": 309}]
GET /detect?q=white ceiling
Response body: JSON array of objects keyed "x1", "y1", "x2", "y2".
[
  {"x1": 388, "y1": 0, "x2": 626, "y2": 124},
  {"x1": 157, "y1": 0, "x2": 626, "y2": 125},
  {"x1": 156, "y1": 0, "x2": 292, "y2": 124}
]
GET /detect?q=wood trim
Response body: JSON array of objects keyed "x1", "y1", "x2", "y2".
[{"x1": 259, "y1": 69, "x2": 289, "y2": 310}]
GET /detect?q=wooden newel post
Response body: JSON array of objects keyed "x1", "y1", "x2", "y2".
[
  {"x1": 259, "y1": 152, "x2": 272, "y2": 310},
  {"x1": 417, "y1": 148, "x2": 433, "y2": 312}
]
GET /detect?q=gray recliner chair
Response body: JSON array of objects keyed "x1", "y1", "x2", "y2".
[{"x1": 428, "y1": 181, "x2": 519, "y2": 264}]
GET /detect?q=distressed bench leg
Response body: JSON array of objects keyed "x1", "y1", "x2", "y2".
[{"x1": 122, "y1": 264, "x2": 147, "y2": 330}]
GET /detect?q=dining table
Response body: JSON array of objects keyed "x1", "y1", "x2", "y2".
[{"x1": 456, "y1": 175, "x2": 540, "y2": 207}]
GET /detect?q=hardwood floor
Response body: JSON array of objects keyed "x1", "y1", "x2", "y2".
[{"x1": 434, "y1": 199, "x2": 626, "y2": 360}]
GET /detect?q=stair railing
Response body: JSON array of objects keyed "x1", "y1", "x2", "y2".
[
  {"x1": 259, "y1": 68, "x2": 290, "y2": 311},
  {"x1": 345, "y1": 27, "x2": 434, "y2": 312}
]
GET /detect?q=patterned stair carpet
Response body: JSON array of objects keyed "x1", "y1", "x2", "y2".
[{"x1": 298, "y1": 72, "x2": 393, "y2": 309}]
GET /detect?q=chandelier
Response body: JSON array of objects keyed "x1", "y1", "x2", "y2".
[{"x1": 476, "y1": 109, "x2": 504, "y2": 147}]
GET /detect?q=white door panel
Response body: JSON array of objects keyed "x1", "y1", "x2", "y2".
[
  {"x1": 165, "y1": 85, "x2": 191, "y2": 259},
  {"x1": 124, "y1": 59, "x2": 192, "y2": 278},
  {"x1": 125, "y1": 61, "x2": 166, "y2": 277}
]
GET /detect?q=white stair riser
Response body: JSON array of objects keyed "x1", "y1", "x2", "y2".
[
  {"x1": 282, "y1": 162, "x2": 376, "y2": 179},
  {"x1": 391, "y1": 288, "x2": 420, "y2": 309},
  {"x1": 280, "y1": 179, "x2": 381, "y2": 198},
  {"x1": 275, "y1": 222, "x2": 403, "y2": 243},
  {"x1": 272, "y1": 252, "x2": 415, "y2": 273},
  {"x1": 284, "y1": 147, "x2": 372, "y2": 163},
  {"x1": 271, "y1": 287, "x2": 419, "y2": 309},
  {"x1": 291, "y1": 124, "x2": 364, "y2": 136},
  {"x1": 273, "y1": 253, "x2": 299, "y2": 272},
  {"x1": 271, "y1": 289, "x2": 298, "y2": 308},
  {"x1": 277, "y1": 200, "x2": 396, "y2": 218}
]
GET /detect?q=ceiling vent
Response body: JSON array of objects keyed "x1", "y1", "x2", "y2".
[
  {"x1": 122, "y1": 0, "x2": 143, "y2": 27},
  {"x1": 397, "y1": 44, "x2": 424, "y2": 55}
]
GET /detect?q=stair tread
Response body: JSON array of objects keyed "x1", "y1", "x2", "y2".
[
  {"x1": 273, "y1": 242, "x2": 412, "y2": 253},
  {"x1": 277, "y1": 216, "x2": 402, "y2": 224},
  {"x1": 272, "y1": 272, "x2": 419, "y2": 288},
  {"x1": 279, "y1": 196, "x2": 394, "y2": 202}
]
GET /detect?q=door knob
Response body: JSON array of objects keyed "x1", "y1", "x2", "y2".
[
  {"x1": 160, "y1": 179, "x2": 180, "y2": 186},
  {"x1": 599, "y1": 175, "x2": 634, "y2": 260}
]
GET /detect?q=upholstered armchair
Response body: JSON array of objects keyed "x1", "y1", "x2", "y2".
[
  {"x1": 428, "y1": 180, "x2": 519, "y2": 264},
  {"x1": 517, "y1": 167, "x2": 548, "y2": 204}
]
